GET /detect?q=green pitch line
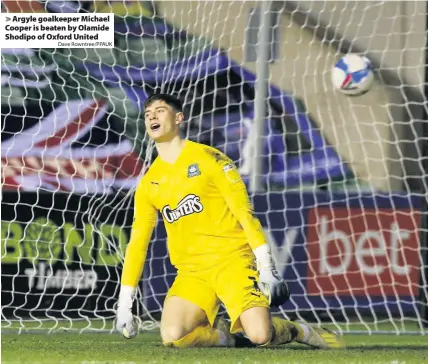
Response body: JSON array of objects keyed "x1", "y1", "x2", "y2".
[{"x1": 2, "y1": 332, "x2": 428, "y2": 364}]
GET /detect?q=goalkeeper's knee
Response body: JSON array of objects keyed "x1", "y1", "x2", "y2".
[
  {"x1": 161, "y1": 327, "x2": 187, "y2": 346},
  {"x1": 245, "y1": 327, "x2": 273, "y2": 346}
]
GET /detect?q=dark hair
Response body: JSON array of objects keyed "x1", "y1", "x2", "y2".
[{"x1": 144, "y1": 93, "x2": 183, "y2": 112}]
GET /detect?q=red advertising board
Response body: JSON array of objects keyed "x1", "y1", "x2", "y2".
[{"x1": 307, "y1": 208, "x2": 420, "y2": 296}]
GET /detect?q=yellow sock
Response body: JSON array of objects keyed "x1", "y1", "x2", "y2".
[
  {"x1": 268, "y1": 317, "x2": 306, "y2": 346},
  {"x1": 164, "y1": 325, "x2": 230, "y2": 348}
]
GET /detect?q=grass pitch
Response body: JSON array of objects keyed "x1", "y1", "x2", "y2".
[
  {"x1": 2, "y1": 328, "x2": 428, "y2": 364},
  {"x1": 2, "y1": 320, "x2": 428, "y2": 364}
]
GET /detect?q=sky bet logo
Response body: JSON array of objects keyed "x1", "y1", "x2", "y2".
[
  {"x1": 162, "y1": 194, "x2": 203, "y2": 223},
  {"x1": 306, "y1": 207, "x2": 420, "y2": 297}
]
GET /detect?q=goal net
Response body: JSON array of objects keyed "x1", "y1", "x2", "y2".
[{"x1": 1, "y1": 0, "x2": 427, "y2": 335}]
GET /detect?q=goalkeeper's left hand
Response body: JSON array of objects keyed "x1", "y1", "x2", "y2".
[
  {"x1": 258, "y1": 268, "x2": 290, "y2": 307},
  {"x1": 254, "y1": 244, "x2": 290, "y2": 307}
]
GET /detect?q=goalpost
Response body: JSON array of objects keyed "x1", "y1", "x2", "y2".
[{"x1": 1, "y1": 0, "x2": 427, "y2": 335}]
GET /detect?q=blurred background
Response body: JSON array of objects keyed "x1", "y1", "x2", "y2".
[{"x1": 1, "y1": 0, "x2": 427, "y2": 335}]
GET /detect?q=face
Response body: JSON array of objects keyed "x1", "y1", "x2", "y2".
[{"x1": 144, "y1": 100, "x2": 184, "y2": 142}]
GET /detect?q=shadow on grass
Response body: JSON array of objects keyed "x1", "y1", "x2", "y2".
[
  {"x1": 260, "y1": 345, "x2": 428, "y2": 351},
  {"x1": 344, "y1": 345, "x2": 428, "y2": 351},
  {"x1": 168, "y1": 344, "x2": 428, "y2": 352}
]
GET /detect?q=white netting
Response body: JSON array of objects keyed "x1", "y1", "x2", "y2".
[{"x1": 1, "y1": 0, "x2": 427, "y2": 334}]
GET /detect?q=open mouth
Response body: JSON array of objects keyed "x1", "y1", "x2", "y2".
[{"x1": 150, "y1": 123, "x2": 160, "y2": 131}]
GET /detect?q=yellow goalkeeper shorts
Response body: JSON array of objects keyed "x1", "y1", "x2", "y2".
[{"x1": 165, "y1": 252, "x2": 270, "y2": 333}]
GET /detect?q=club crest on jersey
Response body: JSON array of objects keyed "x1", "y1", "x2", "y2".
[
  {"x1": 187, "y1": 163, "x2": 201, "y2": 178},
  {"x1": 162, "y1": 194, "x2": 204, "y2": 223}
]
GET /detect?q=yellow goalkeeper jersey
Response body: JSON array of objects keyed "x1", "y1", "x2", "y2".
[{"x1": 121, "y1": 140, "x2": 267, "y2": 287}]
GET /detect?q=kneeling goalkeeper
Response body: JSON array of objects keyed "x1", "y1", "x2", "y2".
[{"x1": 116, "y1": 93, "x2": 344, "y2": 349}]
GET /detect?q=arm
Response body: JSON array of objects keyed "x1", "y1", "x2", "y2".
[
  {"x1": 209, "y1": 151, "x2": 289, "y2": 306},
  {"x1": 209, "y1": 152, "x2": 266, "y2": 251},
  {"x1": 117, "y1": 179, "x2": 157, "y2": 337},
  {"x1": 121, "y1": 180, "x2": 157, "y2": 288}
]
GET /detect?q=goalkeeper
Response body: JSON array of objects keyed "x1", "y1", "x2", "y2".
[{"x1": 116, "y1": 93, "x2": 344, "y2": 349}]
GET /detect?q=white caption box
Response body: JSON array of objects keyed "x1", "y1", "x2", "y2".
[{"x1": 0, "y1": 13, "x2": 115, "y2": 48}]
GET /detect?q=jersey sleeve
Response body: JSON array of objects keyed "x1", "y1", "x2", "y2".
[
  {"x1": 207, "y1": 150, "x2": 267, "y2": 250},
  {"x1": 121, "y1": 178, "x2": 157, "y2": 288}
]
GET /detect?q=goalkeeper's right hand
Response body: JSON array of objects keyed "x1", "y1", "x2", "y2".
[
  {"x1": 116, "y1": 286, "x2": 138, "y2": 339},
  {"x1": 116, "y1": 307, "x2": 138, "y2": 339}
]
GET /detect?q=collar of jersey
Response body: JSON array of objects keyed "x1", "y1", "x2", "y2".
[{"x1": 156, "y1": 140, "x2": 191, "y2": 168}]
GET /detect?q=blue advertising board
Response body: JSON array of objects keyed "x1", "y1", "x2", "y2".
[{"x1": 143, "y1": 192, "x2": 422, "y2": 316}]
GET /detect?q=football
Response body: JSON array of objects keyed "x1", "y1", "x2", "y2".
[{"x1": 331, "y1": 54, "x2": 374, "y2": 96}]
